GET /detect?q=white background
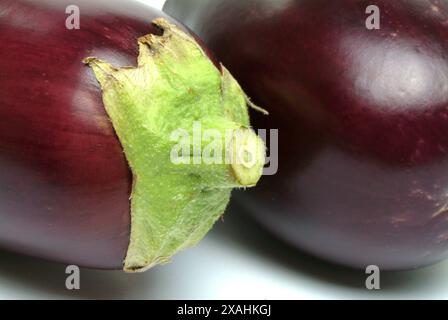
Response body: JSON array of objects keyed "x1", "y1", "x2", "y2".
[
  {"x1": 1, "y1": 0, "x2": 448, "y2": 300},
  {"x1": 3, "y1": 203, "x2": 448, "y2": 299}
]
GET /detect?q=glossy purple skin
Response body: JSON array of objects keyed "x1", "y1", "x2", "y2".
[
  {"x1": 0, "y1": 0, "x2": 178, "y2": 269},
  {"x1": 166, "y1": 0, "x2": 448, "y2": 269}
]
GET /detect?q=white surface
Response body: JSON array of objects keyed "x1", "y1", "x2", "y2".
[
  {"x1": 136, "y1": 0, "x2": 166, "y2": 10},
  {"x1": 1, "y1": 0, "x2": 448, "y2": 300},
  {"x1": 2, "y1": 203, "x2": 448, "y2": 300}
]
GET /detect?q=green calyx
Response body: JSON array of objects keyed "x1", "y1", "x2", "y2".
[{"x1": 83, "y1": 18, "x2": 266, "y2": 272}]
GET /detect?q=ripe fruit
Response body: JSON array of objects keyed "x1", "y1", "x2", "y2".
[
  {"x1": 0, "y1": 0, "x2": 264, "y2": 272},
  {"x1": 165, "y1": 0, "x2": 448, "y2": 269}
]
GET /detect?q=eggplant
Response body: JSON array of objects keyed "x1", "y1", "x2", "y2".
[
  {"x1": 0, "y1": 0, "x2": 265, "y2": 272},
  {"x1": 165, "y1": 0, "x2": 448, "y2": 270}
]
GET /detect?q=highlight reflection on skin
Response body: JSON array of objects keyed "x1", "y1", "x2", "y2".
[{"x1": 343, "y1": 34, "x2": 448, "y2": 112}]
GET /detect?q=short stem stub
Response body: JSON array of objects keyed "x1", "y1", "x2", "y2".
[
  {"x1": 229, "y1": 128, "x2": 265, "y2": 187},
  {"x1": 84, "y1": 18, "x2": 266, "y2": 272}
]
